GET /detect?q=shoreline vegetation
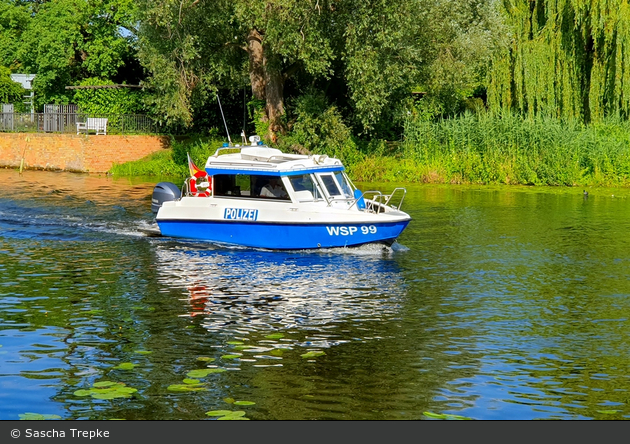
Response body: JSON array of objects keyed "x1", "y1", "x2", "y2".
[{"x1": 110, "y1": 113, "x2": 630, "y2": 188}]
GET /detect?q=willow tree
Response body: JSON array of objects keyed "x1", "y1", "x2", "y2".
[
  {"x1": 488, "y1": 0, "x2": 630, "y2": 123},
  {"x1": 137, "y1": 0, "x2": 428, "y2": 140}
]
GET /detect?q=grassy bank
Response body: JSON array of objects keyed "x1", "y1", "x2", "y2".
[
  {"x1": 111, "y1": 114, "x2": 630, "y2": 188},
  {"x1": 350, "y1": 113, "x2": 630, "y2": 187}
]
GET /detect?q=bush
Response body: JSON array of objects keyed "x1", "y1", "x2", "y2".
[
  {"x1": 73, "y1": 78, "x2": 146, "y2": 115},
  {"x1": 0, "y1": 66, "x2": 25, "y2": 108},
  {"x1": 280, "y1": 90, "x2": 355, "y2": 158}
]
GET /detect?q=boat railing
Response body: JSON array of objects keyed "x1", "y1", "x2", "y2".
[
  {"x1": 385, "y1": 187, "x2": 407, "y2": 210},
  {"x1": 182, "y1": 179, "x2": 191, "y2": 197},
  {"x1": 349, "y1": 188, "x2": 407, "y2": 213},
  {"x1": 211, "y1": 146, "x2": 243, "y2": 157}
]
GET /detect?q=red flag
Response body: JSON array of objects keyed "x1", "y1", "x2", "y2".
[{"x1": 187, "y1": 153, "x2": 204, "y2": 177}]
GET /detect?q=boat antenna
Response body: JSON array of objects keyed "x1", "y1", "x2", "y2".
[
  {"x1": 241, "y1": 87, "x2": 247, "y2": 144},
  {"x1": 216, "y1": 92, "x2": 232, "y2": 146}
]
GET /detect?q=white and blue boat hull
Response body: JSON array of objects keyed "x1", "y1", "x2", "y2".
[
  {"x1": 156, "y1": 219, "x2": 410, "y2": 249},
  {"x1": 152, "y1": 144, "x2": 412, "y2": 250}
]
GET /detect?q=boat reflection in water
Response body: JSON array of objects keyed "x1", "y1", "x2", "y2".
[{"x1": 154, "y1": 242, "x2": 408, "y2": 344}]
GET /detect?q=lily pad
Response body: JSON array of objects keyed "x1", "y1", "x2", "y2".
[
  {"x1": 73, "y1": 389, "x2": 93, "y2": 397},
  {"x1": 223, "y1": 397, "x2": 235, "y2": 404},
  {"x1": 423, "y1": 411, "x2": 472, "y2": 420},
  {"x1": 91, "y1": 392, "x2": 124, "y2": 400},
  {"x1": 113, "y1": 362, "x2": 137, "y2": 370},
  {"x1": 134, "y1": 350, "x2": 152, "y2": 355},
  {"x1": 227, "y1": 341, "x2": 245, "y2": 345},
  {"x1": 196, "y1": 357, "x2": 215, "y2": 362},
  {"x1": 167, "y1": 384, "x2": 208, "y2": 392},
  {"x1": 301, "y1": 351, "x2": 326, "y2": 359},
  {"x1": 183, "y1": 379, "x2": 201, "y2": 384},
  {"x1": 597, "y1": 410, "x2": 619, "y2": 414},
  {"x1": 206, "y1": 410, "x2": 235, "y2": 417},
  {"x1": 206, "y1": 410, "x2": 248, "y2": 420},
  {"x1": 19, "y1": 413, "x2": 62, "y2": 420},
  {"x1": 93, "y1": 381, "x2": 117, "y2": 388},
  {"x1": 186, "y1": 368, "x2": 227, "y2": 378},
  {"x1": 74, "y1": 382, "x2": 137, "y2": 400},
  {"x1": 234, "y1": 400, "x2": 256, "y2": 406},
  {"x1": 270, "y1": 349, "x2": 285, "y2": 356},
  {"x1": 221, "y1": 354, "x2": 241, "y2": 360},
  {"x1": 265, "y1": 333, "x2": 285, "y2": 340}
]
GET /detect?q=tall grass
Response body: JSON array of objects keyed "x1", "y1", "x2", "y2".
[
  {"x1": 111, "y1": 114, "x2": 630, "y2": 188},
  {"x1": 351, "y1": 112, "x2": 630, "y2": 186},
  {"x1": 109, "y1": 136, "x2": 225, "y2": 178}
]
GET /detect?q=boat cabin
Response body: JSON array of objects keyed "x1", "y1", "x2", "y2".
[{"x1": 198, "y1": 144, "x2": 357, "y2": 206}]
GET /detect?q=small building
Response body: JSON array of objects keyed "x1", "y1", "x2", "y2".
[{"x1": 10, "y1": 74, "x2": 36, "y2": 114}]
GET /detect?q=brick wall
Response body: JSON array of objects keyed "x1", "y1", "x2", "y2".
[{"x1": 0, "y1": 133, "x2": 171, "y2": 173}]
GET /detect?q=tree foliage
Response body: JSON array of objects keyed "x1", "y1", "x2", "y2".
[
  {"x1": 137, "y1": 0, "x2": 430, "y2": 140},
  {"x1": 0, "y1": 65, "x2": 24, "y2": 104},
  {"x1": 0, "y1": 1, "x2": 30, "y2": 70},
  {"x1": 416, "y1": 0, "x2": 507, "y2": 118},
  {"x1": 488, "y1": 0, "x2": 630, "y2": 123},
  {"x1": 13, "y1": 0, "x2": 140, "y2": 108},
  {"x1": 72, "y1": 78, "x2": 146, "y2": 114}
]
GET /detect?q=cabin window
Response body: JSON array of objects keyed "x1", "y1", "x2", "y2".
[
  {"x1": 212, "y1": 174, "x2": 290, "y2": 200},
  {"x1": 213, "y1": 174, "x2": 249, "y2": 196},
  {"x1": 256, "y1": 175, "x2": 290, "y2": 199}
]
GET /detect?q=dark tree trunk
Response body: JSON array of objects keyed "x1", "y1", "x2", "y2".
[
  {"x1": 246, "y1": 28, "x2": 285, "y2": 143},
  {"x1": 247, "y1": 29, "x2": 266, "y2": 101},
  {"x1": 264, "y1": 54, "x2": 285, "y2": 143}
]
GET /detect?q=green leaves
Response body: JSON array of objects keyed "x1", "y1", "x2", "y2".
[
  {"x1": 423, "y1": 412, "x2": 472, "y2": 420},
  {"x1": 205, "y1": 410, "x2": 248, "y2": 420},
  {"x1": 73, "y1": 381, "x2": 138, "y2": 400},
  {"x1": 73, "y1": 78, "x2": 146, "y2": 115},
  {"x1": 0, "y1": 66, "x2": 25, "y2": 105},
  {"x1": 19, "y1": 413, "x2": 62, "y2": 420},
  {"x1": 113, "y1": 362, "x2": 137, "y2": 370},
  {"x1": 186, "y1": 368, "x2": 227, "y2": 378},
  {"x1": 13, "y1": 0, "x2": 139, "y2": 108},
  {"x1": 301, "y1": 350, "x2": 325, "y2": 359}
]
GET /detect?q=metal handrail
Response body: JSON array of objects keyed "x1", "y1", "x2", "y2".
[
  {"x1": 384, "y1": 187, "x2": 407, "y2": 210},
  {"x1": 349, "y1": 188, "x2": 407, "y2": 212}
]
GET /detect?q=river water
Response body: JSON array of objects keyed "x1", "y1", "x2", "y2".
[{"x1": 1, "y1": 169, "x2": 630, "y2": 420}]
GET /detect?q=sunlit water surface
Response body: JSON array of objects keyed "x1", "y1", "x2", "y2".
[{"x1": 1, "y1": 169, "x2": 630, "y2": 420}]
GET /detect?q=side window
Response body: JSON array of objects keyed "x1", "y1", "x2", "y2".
[
  {"x1": 214, "y1": 174, "x2": 250, "y2": 196},
  {"x1": 256, "y1": 175, "x2": 290, "y2": 200}
]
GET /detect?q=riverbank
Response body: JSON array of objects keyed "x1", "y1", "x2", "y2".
[
  {"x1": 0, "y1": 133, "x2": 170, "y2": 173},
  {"x1": 5, "y1": 113, "x2": 630, "y2": 187},
  {"x1": 109, "y1": 113, "x2": 630, "y2": 188}
]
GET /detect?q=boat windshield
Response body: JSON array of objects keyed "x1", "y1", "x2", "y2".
[
  {"x1": 335, "y1": 172, "x2": 354, "y2": 198},
  {"x1": 317, "y1": 172, "x2": 354, "y2": 199}
]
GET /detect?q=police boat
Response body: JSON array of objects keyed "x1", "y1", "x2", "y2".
[{"x1": 150, "y1": 136, "x2": 411, "y2": 250}]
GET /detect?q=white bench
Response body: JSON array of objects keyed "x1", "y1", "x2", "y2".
[{"x1": 76, "y1": 117, "x2": 108, "y2": 135}]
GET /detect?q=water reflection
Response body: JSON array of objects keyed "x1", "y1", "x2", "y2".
[
  {"x1": 153, "y1": 243, "x2": 407, "y2": 337},
  {"x1": 4, "y1": 171, "x2": 630, "y2": 419}
]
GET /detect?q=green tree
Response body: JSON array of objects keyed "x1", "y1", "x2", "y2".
[
  {"x1": 72, "y1": 78, "x2": 145, "y2": 114},
  {"x1": 0, "y1": 1, "x2": 31, "y2": 70},
  {"x1": 488, "y1": 0, "x2": 630, "y2": 123},
  {"x1": 16, "y1": 0, "x2": 140, "y2": 108},
  {"x1": 137, "y1": 0, "x2": 429, "y2": 140},
  {"x1": 416, "y1": 0, "x2": 507, "y2": 118},
  {"x1": 0, "y1": 65, "x2": 24, "y2": 104}
]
